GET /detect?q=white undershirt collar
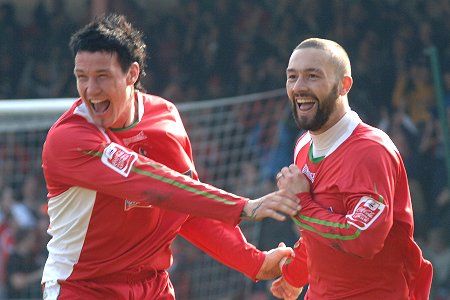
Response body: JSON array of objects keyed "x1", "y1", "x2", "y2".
[{"x1": 310, "y1": 110, "x2": 361, "y2": 158}]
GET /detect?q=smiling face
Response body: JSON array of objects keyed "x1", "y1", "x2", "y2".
[
  {"x1": 286, "y1": 48, "x2": 351, "y2": 134},
  {"x1": 74, "y1": 51, "x2": 139, "y2": 129}
]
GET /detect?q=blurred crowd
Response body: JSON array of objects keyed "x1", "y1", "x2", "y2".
[{"x1": 0, "y1": 0, "x2": 450, "y2": 299}]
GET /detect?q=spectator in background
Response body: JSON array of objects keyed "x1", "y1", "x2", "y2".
[
  {"x1": 20, "y1": 174, "x2": 46, "y2": 222},
  {"x1": 0, "y1": 186, "x2": 36, "y2": 230},
  {"x1": 418, "y1": 117, "x2": 448, "y2": 229},
  {"x1": 0, "y1": 0, "x2": 448, "y2": 106},
  {"x1": 392, "y1": 59, "x2": 435, "y2": 130},
  {"x1": 6, "y1": 228, "x2": 42, "y2": 299}
]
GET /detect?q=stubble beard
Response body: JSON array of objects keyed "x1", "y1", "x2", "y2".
[{"x1": 292, "y1": 83, "x2": 339, "y2": 131}]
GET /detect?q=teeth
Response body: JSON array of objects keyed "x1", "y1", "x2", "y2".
[
  {"x1": 90, "y1": 99, "x2": 105, "y2": 104},
  {"x1": 296, "y1": 99, "x2": 315, "y2": 104}
]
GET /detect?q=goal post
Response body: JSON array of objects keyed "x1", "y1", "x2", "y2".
[{"x1": 0, "y1": 89, "x2": 299, "y2": 299}]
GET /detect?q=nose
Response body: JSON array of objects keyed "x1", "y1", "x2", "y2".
[
  {"x1": 84, "y1": 78, "x2": 101, "y2": 97},
  {"x1": 292, "y1": 76, "x2": 307, "y2": 93}
]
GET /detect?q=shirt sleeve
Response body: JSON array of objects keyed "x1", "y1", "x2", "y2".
[
  {"x1": 43, "y1": 121, "x2": 247, "y2": 226},
  {"x1": 179, "y1": 217, "x2": 265, "y2": 281},
  {"x1": 292, "y1": 144, "x2": 398, "y2": 259},
  {"x1": 282, "y1": 239, "x2": 309, "y2": 288}
]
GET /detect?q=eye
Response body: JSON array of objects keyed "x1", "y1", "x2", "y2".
[
  {"x1": 75, "y1": 74, "x2": 87, "y2": 81},
  {"x1": 308, "y1": 73, "x2": 318, "y2": 79}
]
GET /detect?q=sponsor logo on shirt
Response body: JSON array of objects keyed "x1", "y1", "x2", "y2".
[
  {"x1": 124, "y1": 200, "x2": 152, "y2": 211},
  {"x1": 302, "y1": 164, "x2": 316, "y2": 183},
  {"x1": 122, "y1": 131, "x2": 147, "y2": 146},
  {"x1": 101, "y1": 142, "x2": 138, "y2": 177},
  {"x1": 346, "y1": 196, "x2": 385, "y2": 230}
]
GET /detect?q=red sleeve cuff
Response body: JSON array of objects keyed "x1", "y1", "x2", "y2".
[
  {"x1": 249, "y1": 251, "x2": 266, "y2": 282},
  {"x1": 282, "y1": 260, "x2": 308, "y2": 288},
  {"x1": 281, "y1": 240, "x2": 309, "y2": 288}
]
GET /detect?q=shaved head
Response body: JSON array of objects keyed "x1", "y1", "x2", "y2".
[{"x1": 295, "y1": 38, "x2": 351, "y2": 79}]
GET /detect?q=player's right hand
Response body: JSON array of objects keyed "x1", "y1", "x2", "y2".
[
  {"x1": 276, "y1": 164, "x2": 310, "y2": 194},
  {"x1": 270, "y1": 276, "x2": 303, "y2": 300},
  {"x1": 241, "y1": 190, "x2": 300, "y2": 221}
]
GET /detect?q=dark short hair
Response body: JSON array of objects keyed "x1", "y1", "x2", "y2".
[{"x1": 69, "y1": 13, "x2": 147, "y2": 91}]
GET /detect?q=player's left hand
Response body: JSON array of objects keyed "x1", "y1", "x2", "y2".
[
  {"x1": 270, "y1": 276, "x2": 303, "y2": 299},
  {"x1": 256, "y1": 242, "x2": 293, "y2": 280},
  {"x1": 242, "y1": 190, "x2": 300, "y2": 221}
]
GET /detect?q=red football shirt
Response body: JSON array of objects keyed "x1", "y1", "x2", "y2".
[
  {"x1": 42, "y1": 92, "x2": 265, "y2": 293},
  {"x1": 282, "y1": 112, "x2": 432, "y2": 300}
]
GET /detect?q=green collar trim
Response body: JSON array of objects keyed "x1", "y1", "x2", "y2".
[
  {"x1": 308, "y1": 143, "x2": 325, "y2": 163},
  {"x1": 110, "y1": 119, "x2": 139, "y2": 131}
]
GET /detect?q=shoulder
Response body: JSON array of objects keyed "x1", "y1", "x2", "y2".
[
  {"x1": 353, "y1": 123, "x2": 398, "y2": 153},
  {"x1": 139, "y1": 92, "x2": 184, "y2": 126},
  {"x1": 346, "y1": 123, "x2": 402, "y2": 167},
  {"x1": 140, "y1": 92, "x2": 179, "y2": 113},
  {"x1": 44, "y1": 100, "x2": 106, "y2": 155}
]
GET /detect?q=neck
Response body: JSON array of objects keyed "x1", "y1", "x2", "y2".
[
  {"x1": 124, "y1": 91, "x2": 138, "y2": 127},
  {"x1": 310, "y1": 110, "x2": 352, "y2": 157}
]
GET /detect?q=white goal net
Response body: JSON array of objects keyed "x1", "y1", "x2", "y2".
[{"x1": 0, "y1": 89, "x2": 300, "y2": 300}]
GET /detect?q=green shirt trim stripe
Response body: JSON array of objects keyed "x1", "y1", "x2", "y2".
[
  {"x1": 292, "y1": 216, "x2": 361, "y2": 240},
  {"x1": 81, "y1": 150, "x2": 237, "y2": 205},
  {"x1": 295, "y1": 214, "x2": 351, "y2": 229}
]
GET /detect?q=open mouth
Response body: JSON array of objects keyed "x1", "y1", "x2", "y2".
[
  {"x1": 296, "y1": 98, "x2": 316, "y2": 111},
  {"x1": 90, "y1": 99, "x2": 111, "y2": 114}
]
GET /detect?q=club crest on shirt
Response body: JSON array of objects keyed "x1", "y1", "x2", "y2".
[
  {"x1": 101, "y1": 142, "x2": 137, "y2": 177},
  {"x1": 346, "y1": 196, "x2": 385, "y2": 230}
]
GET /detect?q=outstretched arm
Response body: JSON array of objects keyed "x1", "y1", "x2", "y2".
[{"x1": 45, "y1": 124, "x2": 301, "y2": 227}]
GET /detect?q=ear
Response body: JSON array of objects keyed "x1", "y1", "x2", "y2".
[
  {"x1": 127, "y1": 62, "x2": 140, "y2": 86},
  {"x1": 340, "y1": 75, "x2": 353, "y2": 96}
]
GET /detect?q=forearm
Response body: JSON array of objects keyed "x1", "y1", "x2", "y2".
[
  {"x1": 293, "y1": 192, "x2": 390, "y2": 258},
  {"x1": 180, "y1": 217, "x2": 265, "y2": 280}
]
